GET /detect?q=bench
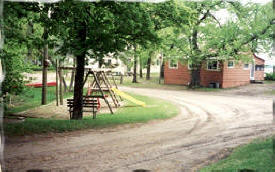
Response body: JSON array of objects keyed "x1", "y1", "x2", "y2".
[{"x1": 67, "y1": 97, "x2": 100, "y2": 119}]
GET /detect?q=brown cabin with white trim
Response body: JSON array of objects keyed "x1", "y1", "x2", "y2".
[{"x1": 164, "y1": 54, "x2": 265, "y2": 88}]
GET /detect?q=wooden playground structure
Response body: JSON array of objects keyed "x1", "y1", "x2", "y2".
[{"x1": 56, "y1": 67, "x2": 124, "y2": 119}]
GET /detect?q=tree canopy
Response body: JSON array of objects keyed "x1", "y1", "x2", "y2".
[
  {"x1": 1, "y1": 0, "x2": 273, "y2": 117},
  {"x1": 163, "y1": 0, "x2": 274, "y2": 87}
]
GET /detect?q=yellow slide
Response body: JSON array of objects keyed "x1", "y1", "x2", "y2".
[{"x1": 111, "y1": 88, "x2": 146, "y2": 107}]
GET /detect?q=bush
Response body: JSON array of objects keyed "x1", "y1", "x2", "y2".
[
  {"x1": 264, "y1": 73, "x2": 275, "y2": 81},
  {"x1": 1, "y1": 52, "x2": 26, "y2": 95},
  {"x1": 27, "y1": 65, "x2": 55, "y2": 71}
]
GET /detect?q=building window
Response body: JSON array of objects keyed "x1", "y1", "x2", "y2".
[
  {"x1": 169, "y1": 59, "x2": 178, "y2": 69},
  {"x1": 244, "y1": 63, "x2": 249, "y2": 69},
  {"x1": 255, "y1": 65, "x2": 264, "y2": 71},
  {"x1": 207, "y1": 60, "x2": 220, "y2": 70},
  {"x1": 227, "y1": 60, "x2": 234, "y2": 68}
]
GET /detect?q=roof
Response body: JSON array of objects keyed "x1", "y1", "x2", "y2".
[{"x1": 253, "y1": 54, "x2": 265, "y2": 61}]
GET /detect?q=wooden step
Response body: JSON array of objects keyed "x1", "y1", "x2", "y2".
[{"x1": 250, "y1": 80, "x2": 263, "y2": 84}]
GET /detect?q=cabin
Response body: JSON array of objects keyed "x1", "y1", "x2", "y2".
[{"x1": 164, "y1": 54, "x2": 265, "y2": 88}]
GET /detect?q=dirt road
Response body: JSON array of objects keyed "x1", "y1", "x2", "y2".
[{"x1": 4, "y1": 87, "x2": 275, "y2": 172}]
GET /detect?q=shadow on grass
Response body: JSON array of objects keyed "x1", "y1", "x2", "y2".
[{"x1": 4, "y1": 93, "x2": 179, "y2": 136}]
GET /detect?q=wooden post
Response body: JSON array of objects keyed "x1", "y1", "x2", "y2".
[
  {"x1": 102, "y1": 72, "x2": 119, "y2": 107},
  {"x1": 56, "y1": 59, "x2": 59, "y2": 106},
  {"x1": 41, "y1": 43, "x2": 48, "y2": 105},
  {"x1": 92, "y1": 71, "x2": 113, "y2": 114},
  {"x1": 112, "y1": 74, "x2": 123, "y2": 101},
  {"x1": 159, "y1": 54, "x2": 163, "y2": 84},
  {"x1": 59, "y1": 63, "x2": 63, "y2": 105},
  {"x1": 62, "y1": 76, "x2": 68, "y2": 92}
]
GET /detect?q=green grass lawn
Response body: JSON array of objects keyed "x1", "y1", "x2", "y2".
[
  {"x1": 5, "y1": 87, "x2": 74, "y2": 115},
  {"x1": 264, "y1": 80, "x2": 275, "y2": 84},
  {"x1": 267, "y1": 90, "x2": 275, "y2": 95},
  {"x1": 200, "y1": 137, "x2": 275, "y2": 172},
  {"x1": 4, "y1": 93, "x2": 179, "y2": 136}
]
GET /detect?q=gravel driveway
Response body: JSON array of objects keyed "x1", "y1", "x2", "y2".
[{"x1": 4, "y1": 87, "x2": 275, "y2": 172}]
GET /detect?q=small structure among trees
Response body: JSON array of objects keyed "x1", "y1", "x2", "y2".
[{"x1": 164, "y1": 53, "x2": 265, "y2": 88}]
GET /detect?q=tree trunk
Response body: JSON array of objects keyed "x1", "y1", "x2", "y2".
[
  {"x1": 59, "y1": 63, "x2": 63, "y2": 105},
  {"x1": 41, "y1": 28, "x2": 48, "y2": 105},
  {"x1": 72, "y1": 23, "x2": 87, "y2": 120},
  {"x1": 139, "y1": 57, "x2": 143, "y2": 78},
  {"x1": 72, "y1": 54, "x2": 85, "y2": 119},
  {"x1": 69, "y1": 58, "x2": 75, "y2": 92},
  {"x1": 132, "y1": 55, "x2": 137, "y2": 83},
  {"x1": 146, "y1": 57, "x2": 151, "y2": 80},
  {"x1": 120, "y1": 74, "x2": 123, "y2": 84},
  {"x1": 159, "y1": 57, "x2": 164, "y2": 84},
  {"x1": 161, "y1": 60, "x2": 164, "y2": 78},
  {"x1": 189, "y1": 66, "x2": 201, "y2": 88},
  {"x1": 55, "y1": 59, "x2": 59, "y2": 106}
]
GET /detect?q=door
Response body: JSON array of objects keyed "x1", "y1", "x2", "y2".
[{"x1": 250, "y1": 60, "x2": 255, "y2": 80}]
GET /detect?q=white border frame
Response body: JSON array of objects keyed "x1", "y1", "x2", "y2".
[
  {"x1": 243, "y1": 63, "x2": 250, "y2": 70},
  {"x1": 227, "y1": 60, "x2": 235, "y2": 68},
  {"x1": 207, "y1": 60, "x2": 220, "y2": 71}
]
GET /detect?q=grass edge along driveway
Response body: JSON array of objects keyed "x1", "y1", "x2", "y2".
[
  {"x1": 200, "y1": 137, "x2": 275, "y2": 171},
  {"x1": 4, "y1": 93, "x2": 179, "y2": 136}
]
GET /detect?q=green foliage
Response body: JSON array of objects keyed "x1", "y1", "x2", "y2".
[
  {"x1": 26, "y1": 64, "x2": 55, "y2": 71},
  {"x1": 4, "y1": 0, "x2": 273, "y2": 92},
  {"x1": 50, "y1": 1, "x2": 160, "y2": 59},
  {"x1": 265, "y1": 73, "x2": 275, "y2": 81},
  {"x1": 1, "y1": 50, "x2": 25, "y2": 95},
  {"x1": 4, "y1": 93, "x2": 179, "y2": 135},
  {"x1": 166, "y1": 1, "x2": 274, "y2": 65},
  {"x1": 1, "y1": 2, "x2": 43, "y2": 94}
]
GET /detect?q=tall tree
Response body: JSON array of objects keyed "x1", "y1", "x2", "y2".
[
  {"x1": 50, "y1": 1, "x2": 160, "y2": 119},
  {"x1": 40, "y1": 4, "x2": 51, "y2": 105},
  {"x1": 144, "y1": 0, "x2": 191, "y2": 80},
  {"x1": 168, "y1": 0, "x2": 274, "y2": 87}
]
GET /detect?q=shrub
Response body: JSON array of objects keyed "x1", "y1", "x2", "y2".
[
  {"x1": 1, "y1": 52, "x2": 26, "y2": 95},
  {"x1": 265, "y1": 73, "x2": 275, "y2": 81},
  {"x1": 27, "y1": 65, "x2": 55, "y2": 71}
]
